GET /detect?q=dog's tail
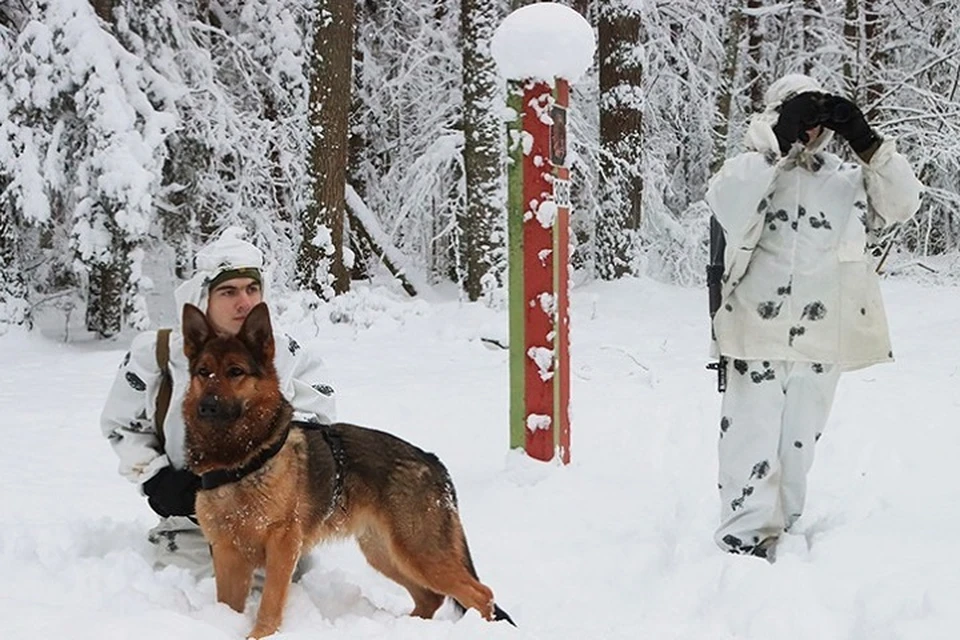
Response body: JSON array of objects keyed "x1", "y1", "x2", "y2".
[
  {"x1": 452, "y1": 534, "x2": 516, "y2": 626},
  {"x1": 451, "y1": 599, "x2": 516, "y2": 626}
]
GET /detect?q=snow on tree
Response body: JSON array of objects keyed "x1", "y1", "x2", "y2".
[
  {"x1": 461, "y1": 0, "x2": 504, "y2": 302},
  {"x1": 1, "y1": 0, "x2": 174, "y2": 336}
]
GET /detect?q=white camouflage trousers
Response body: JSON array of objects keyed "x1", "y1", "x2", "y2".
[
  {"x1": 715, "y1": 358, "x2": 840, "y2": 555},
  {"x1": 148, "y1": 516, "x2": 215, "y2": 579},
  {"x1": 147, "y1": 516, "x2": 313, "y2": 581}
]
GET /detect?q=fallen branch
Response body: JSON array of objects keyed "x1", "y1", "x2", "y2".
[{"x1": 344, "y1": 184, "x2": 432, "y2": 298}]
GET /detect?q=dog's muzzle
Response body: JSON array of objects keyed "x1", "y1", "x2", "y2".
[{"x1": 196, "y1": 394, "x2": 241, "y2": 423}]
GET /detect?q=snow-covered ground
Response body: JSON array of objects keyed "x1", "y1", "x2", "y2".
[{"x1": 3, "y1": 275, "x2": 960, "y2": 639}]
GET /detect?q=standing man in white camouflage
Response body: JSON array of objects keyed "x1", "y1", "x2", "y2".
[{"x1": 706, "y1": 74, "x2": 922, "y2": 560}]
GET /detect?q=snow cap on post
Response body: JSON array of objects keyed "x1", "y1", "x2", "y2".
[{"x1": 491, "y1": 3, "x2": 595, "y2": 85}]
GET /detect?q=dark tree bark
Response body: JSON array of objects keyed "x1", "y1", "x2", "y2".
[
  {"x1": 745, "y1": 0, "x2": 764, "y2": 112},
  {"x1": 348, "y1": 0, "x2": 374, "y2": 281},
  {"x1": 84, "y1": 213, "x2": 129, "y2": 339},
  {"x1": 460, "y1": 0, "x2": 502, "y2": 300},
  {"x1": 802, "y1": 0, "x2": 822, "y2": 75},
  {"x1": 85, "y1": 261, "x2": 125, "y2": 337},
  {"x1": 842, "y1": 0, "x2": 860, "y2": 97},
  {"x1": 0, "y1": 192, "x2": 27, "y2": 326},
  {"x1": 597, "y1": 2, "x2": 643, "y2": 279},
  {"x1": 711, "y1": 0, "x2": 745, "y2": 175},
  {"x1": 300, "y1": 0, "x2": 355, "y2": 297},
  {"x1": 89, "y1": 0, "x2": 113, "y2": 24},
  {"x1": 863, "y1": 0, "x2": 886, "y2": 120},
  {"x1": 570, "y1": 0, "x2": 592, "y2": 20}
]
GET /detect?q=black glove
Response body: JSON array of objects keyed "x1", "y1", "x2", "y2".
[
  {"x1": 142, "y1": 466, "x2": 202, "y2": 517},
  {"x1": 772, "y1": 91, "x2": 824, "y2": 155},
  {"x1": 819, "y1": 95, "x2": 879, "y2": 154}
]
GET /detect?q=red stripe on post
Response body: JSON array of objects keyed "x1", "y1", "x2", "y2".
[{"x1": 522, "y1": 81, "x2": 556, "y2": 462}]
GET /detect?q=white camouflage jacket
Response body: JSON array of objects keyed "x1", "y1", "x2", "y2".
[
  {"x1": 706, "y1": 81, "x2": 922, "y2": 371},
  {"x1": 100, "y1": 229, "x2": 336, "y2": 485}
]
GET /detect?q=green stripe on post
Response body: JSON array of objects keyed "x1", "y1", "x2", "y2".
[{"x1": 507, "y1": 81, "x2": 526, "y2": 451}]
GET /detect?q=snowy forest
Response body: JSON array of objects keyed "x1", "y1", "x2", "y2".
[{"x1": 0, "y1": 0, "x2": 958, "y2": 338}]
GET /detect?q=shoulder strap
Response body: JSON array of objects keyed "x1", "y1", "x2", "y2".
[{"x1": 155, "y1": 328, "x2": 173, "y2": 449}]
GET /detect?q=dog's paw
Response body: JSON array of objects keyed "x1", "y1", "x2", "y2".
[{"x1": 246, "y1": 624, "x2": 279, "y2": 640}]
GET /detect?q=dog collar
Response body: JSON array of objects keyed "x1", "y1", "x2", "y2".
[{"x1": 200, "y1": 427, "x2": 290, "y2": 490}]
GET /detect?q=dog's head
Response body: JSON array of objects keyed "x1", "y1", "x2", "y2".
[{"x1": 181, "y1": 302, "x2": 287, "y2": 473}]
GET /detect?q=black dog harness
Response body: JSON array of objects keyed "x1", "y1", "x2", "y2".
[{"x1": 200, "y1": 421, "x2": 346, "y2": 514}]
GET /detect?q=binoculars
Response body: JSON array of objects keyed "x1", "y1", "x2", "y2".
[{"x1": 800, "y1": 91, "x2": 853, "y2": 128}]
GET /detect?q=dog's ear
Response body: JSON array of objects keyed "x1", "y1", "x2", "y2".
[
  {"x1": 182, "y1": 303, "x2": 214, "y2": 361},
  {"x1": 238, "y1": 302, "x2": 275, "y2": 365}
]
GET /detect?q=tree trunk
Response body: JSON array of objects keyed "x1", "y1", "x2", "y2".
[
  {"x1": 0, "y1": 200, "x2": 27, "y2": 327},
  {"x1": 570, "y1": 0, "x2": 592, "y2": 20},
  {"x1": 300, "y1": 0, "x2": 354, "y2": 298},
  {"x1": 89, "y1": 0, "x2": 113, "y2": 24},
  {"x1": 347, "y1": 1, "x2": 371, "y2": 281},
  {"x1": 802, "y1": 0, "x2": 821, "y2": 75},
  {"x1": 745, "y1": 0, "x2": 764, "y2": 112},
  {"x1": 597, "y1": 2, "x2": 643, "y2": 279},
  {"x1": 711, "y1": 0, "x2": 745, "y2": 175},
  {"x1": 460, "y1": 0, "x2": 502, "y2": 301},
  {"x1": 85, "y1": 233, "x2": 127, "y2": 338},
  {"x1": 863, "y1": 0, "x2": 885, "y2": 120},
  {"x1": 842, "y1": 0, "x2": 860, "y2": 97}
]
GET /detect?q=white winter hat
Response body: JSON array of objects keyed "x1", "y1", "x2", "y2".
[
  {"x1": 763, "y1": 73, "x2": 824, "y2": 110},
  {"x1": 173, "y1": 227, "x2": 266, "y2": 316},
  {"x1": 193, "y1": 226, "x2": 263, "y2": 278}
]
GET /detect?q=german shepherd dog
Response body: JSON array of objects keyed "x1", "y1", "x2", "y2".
[{"x1": 181, "y1": 302, "x2": 513, "y2": 639}]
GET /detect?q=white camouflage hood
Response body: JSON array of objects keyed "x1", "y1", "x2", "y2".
[
  {"x1": 173, "y1": 227, "x2": 267, "y2": 326},
  {"x1": 744, "y1": 73, "x2": 835, "y2": 155}
]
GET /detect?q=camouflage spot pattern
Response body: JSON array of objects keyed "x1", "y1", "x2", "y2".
[
  {"x1": 765, "y1": 209, "x2": 789, "y2": 231},
  {"x1": 757, "y1": 301, "x2": 781, "y2": 319},
  {"x1": 750, "y1": 460, "x2": 770, "y2": 480},
  {"x1": 287, "y1": 336, "x2": 301, "y2": 356},
  {"x1": 801, "y1": 301, "x2": 827, "y2": 321},
  {"x1": 731, "y1": 485, "x2": 755, "y2": 511},
  {"x1": 125, "y1": 371, "x2": 146, "y2": 392},
  {"x1": 721, "y1": 534, "x2": 765, "y2": 556},
  {"x1": 788, "y1": 325, "x2": 806, "y2": 346},
  {"x1": 750, "y1": 367, "x2": 775, "y2": 383},
  {"x1": 809, "y1": 212, "x2": 833, "y2": 230}
]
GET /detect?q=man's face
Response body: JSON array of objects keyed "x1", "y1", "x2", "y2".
[
  {"x1": 205, "y1": 277, "x2": 263, "y2": 336},
  {"x1": 803, "y1": 125, "x2": 823, "y2": 147}
]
